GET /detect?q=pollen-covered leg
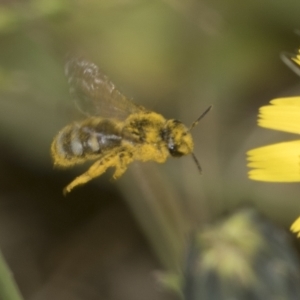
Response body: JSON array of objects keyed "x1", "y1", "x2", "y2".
[
  {"x1": 63, "y1": 153, "x2": 119, "y2": 194},
  {"x1": 112, "y1": 152, "x2": 134, "y2": 179}
]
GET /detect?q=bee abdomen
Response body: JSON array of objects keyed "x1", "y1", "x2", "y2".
[
  {"x1": 51, "y1": 119, "x2": 122, "y2": 167},
  {"x1": 51, "y1": 123, "x2": 83, "y2": 167}
]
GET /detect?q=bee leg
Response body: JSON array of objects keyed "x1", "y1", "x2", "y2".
[
  {"x1": 63, "y1": 153, "x2": 119, "y2": 195},
  {"x1": 112, "y1": 151, "x2": 134, "y2": 179}
]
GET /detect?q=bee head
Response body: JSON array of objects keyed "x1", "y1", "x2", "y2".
[
  {"x1": 164, "y1": 120, "x2": 194, "y2": 157},
  {"x1": 163, "y1": 106, "x2": 212, "y2": 173}
]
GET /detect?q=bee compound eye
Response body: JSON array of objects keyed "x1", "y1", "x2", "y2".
[{"x1": 168, "y1": 144, "x2": 184, "y2": 157}]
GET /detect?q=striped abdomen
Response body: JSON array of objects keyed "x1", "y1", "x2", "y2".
[{"x1": 51, "y1": 118, "x2": 123, "y2": 167}]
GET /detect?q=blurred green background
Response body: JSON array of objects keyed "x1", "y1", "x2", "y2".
[{"x1": 1, "y1": 0, "x2": 300, "y2": 299}]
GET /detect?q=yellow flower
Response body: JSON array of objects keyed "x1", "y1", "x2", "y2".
[
  {"x1": 291, "y1": 217, "x2": 300, "y2": 238},
  {"x1": 247, "y1": 97, "x2": 300, "y2": 182},
  {"x1": 247, "y1": 96, "x2": 300, "y2": 237},
  {"x1": 292, "y1": 48, "x2": 300, "y2": 66},
  {"x1": 247, "y1": 49, "x2": 300, "y2": 237}
]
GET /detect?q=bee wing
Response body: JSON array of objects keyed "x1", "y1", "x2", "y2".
[{"x1": 65, "y1": 57, "x2": 145, "y2": 120}]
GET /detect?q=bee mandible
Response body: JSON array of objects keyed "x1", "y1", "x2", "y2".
[{"x1": 51, "y1": 57, "x2": 211, "y2": 194}]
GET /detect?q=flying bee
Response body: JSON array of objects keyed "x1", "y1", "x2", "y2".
[{"x1": 51, "y1": 57, "x2": 211, "y2": 194}]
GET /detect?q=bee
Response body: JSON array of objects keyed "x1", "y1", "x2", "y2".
[{"x1": 51, "y1": 57, "x2": 211, "y2": 194}]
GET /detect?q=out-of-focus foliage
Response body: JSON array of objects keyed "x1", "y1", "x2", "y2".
[
  {"x1": 1, "y1": 0, "x2": 300, "y2": 299},
  {"x1": 181, "y1": 209, "x2": 300, "y2": 300},
  {"x1": 0, "y1": 250, "x2": 23, "y2": 300}
]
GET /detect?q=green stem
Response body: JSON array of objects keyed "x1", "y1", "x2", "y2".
[{"x1": 0, "y1": 250, "x2": 24, "y2": 300}]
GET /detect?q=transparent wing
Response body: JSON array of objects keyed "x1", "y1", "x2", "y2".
[{"x1": 65, "y1": 57, "x2": 145, "y2": 120}]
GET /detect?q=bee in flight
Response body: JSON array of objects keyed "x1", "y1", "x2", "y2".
[{"x1": 51, "y1": 57, "x2": 211, "y2": 194}]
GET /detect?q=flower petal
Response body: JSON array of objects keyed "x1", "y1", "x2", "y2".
[
  {"x1": 292, "y1": 49, "x2": 300, "y2": 66},
  {"x1": 247, "y1": 140, "x2": 300, "y2": 182},
  {"x1": 258, "y1": 97, "x2": 300, "y2": 134},
  {"x1": 290, "y1": 217, "x2": 300, "y2": 238}
]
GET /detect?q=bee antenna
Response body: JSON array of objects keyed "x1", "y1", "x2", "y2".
[
  {"x1": 189, "y1": 105, "x2": 212, "y2": 131},
  {"x1": 191, "y1": 152, "x2": 202, "y2": 174}
]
